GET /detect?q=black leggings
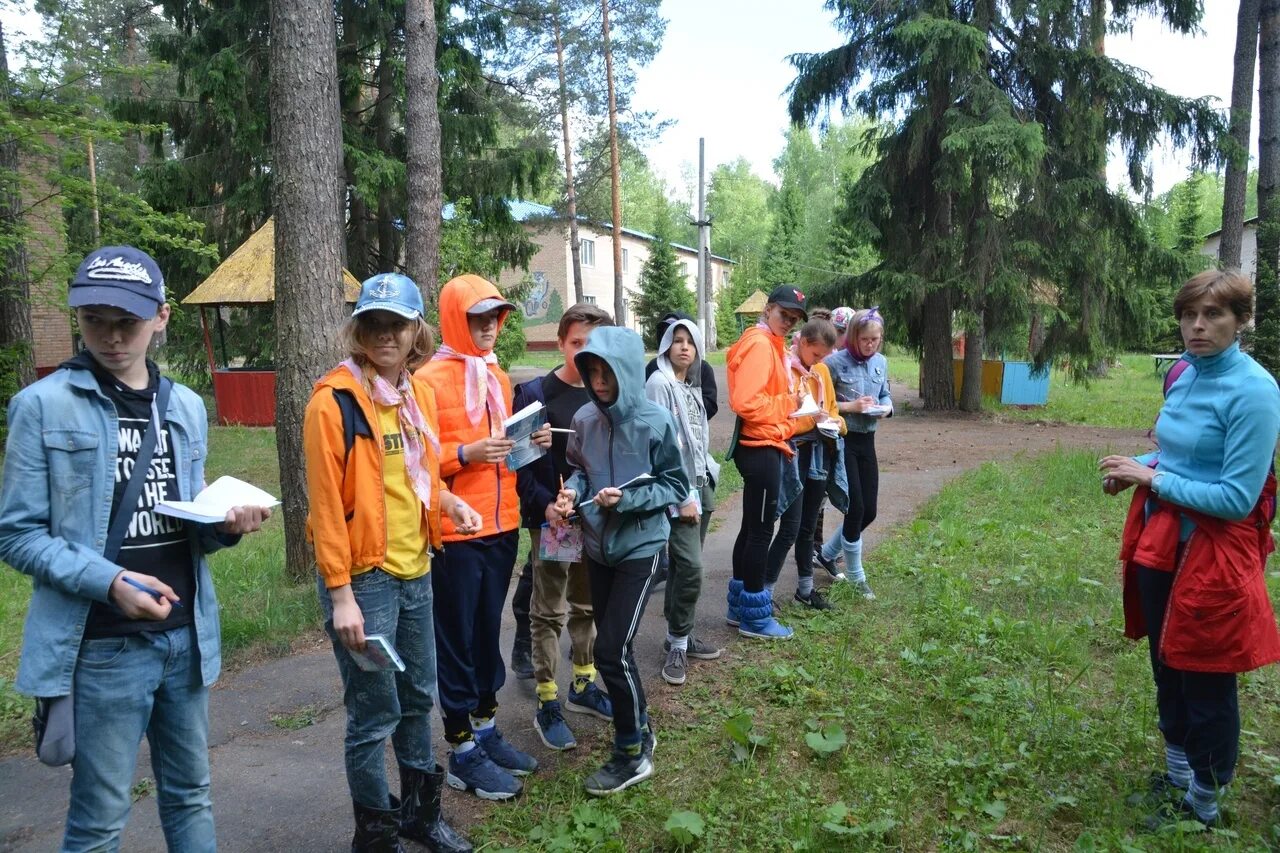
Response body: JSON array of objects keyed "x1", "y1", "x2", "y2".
[
  {"x1": 765, "y1": 443, "x2": 826, "y2": 586},
  {"x1": 841, "y1": 431, "x2": 879, "y2": 542},
  {"x1": 732, "y1": 444, "x2": 783, "y2": 593}
]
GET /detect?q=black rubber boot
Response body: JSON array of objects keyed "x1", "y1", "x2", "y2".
[
  {"x1": 399, "y1": 763, "x2": 474, "y2": 852},
  {"x1": 352, "y1": 797, "x2": 404, "y2": 853}
]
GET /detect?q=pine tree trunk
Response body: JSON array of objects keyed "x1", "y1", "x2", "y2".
[
  {"x1": 270, "y1": 0, "x2": 348, "y2": 581},
  {"x1": 1224, "y1": 0, "x2": 1262, "y2": 270},
  {"x1": 1254, "y1": 0, "x2": 1280, "y2": 377},
  {"x1": 374, "y1": 49, "x2": 398, "y2": 270},
  {"x1": 554, "y1": 15, "x2": 584, "y2": 303},
  {"x1": 405, "y1": 0, "x2": 441, "y2": 302},
  {"x1": 0, "y1": 20, "x2": 34, "y2": 394},
  {"x1": 959, "y1": 313, "x2": 985, "y2": 413},
  {"x1": 919, "y1": 286, "x2": 954, "y2": 410},
  {"x1": 339, "y1": 0, "x2": 368, "y2": 279},
  {"x1": 602, "y1": 0, "x2": 625, "y2": 326}
]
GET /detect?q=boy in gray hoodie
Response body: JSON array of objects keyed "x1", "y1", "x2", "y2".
[
  {"x1": 553, "y1": 326, "x2": 688, "y2": 796},
  {"x1": 645, "y1": 319, "x2": 723, "y2": 686}
]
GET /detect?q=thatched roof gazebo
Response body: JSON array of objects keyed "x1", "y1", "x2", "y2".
[
  {"x1": 183, "y1": 218, "x2": 362, "y2": 426},
  {"x1": 733, "y1": 289, "x2": 769, "y2": 317}
]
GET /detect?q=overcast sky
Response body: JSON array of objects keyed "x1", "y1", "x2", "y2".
[
  {"x1": 0, "y1": 1, "x2": 1251, "y2": 200},
  {"x1": 634, "y1": 1, "x2": 1252, "y2": 199}
]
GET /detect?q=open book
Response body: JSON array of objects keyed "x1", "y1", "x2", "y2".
[
  {"x1": 155, "y1": 476, "x2": 279, "y2": 524},
  {"x1": 504, "y1": 401, "x2": 548, "y2": 471},
  {"x1": 863, "y1": 404, "x2": 892, "y2": 417}
]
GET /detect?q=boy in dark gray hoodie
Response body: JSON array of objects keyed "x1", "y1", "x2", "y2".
[{"x1": 553, "y1": 326, "x2": 688, "y2": 796}]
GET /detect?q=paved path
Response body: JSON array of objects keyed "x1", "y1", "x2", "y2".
[{"x1": 0, "y1": 369, "x2": 1150, "y2": 851}]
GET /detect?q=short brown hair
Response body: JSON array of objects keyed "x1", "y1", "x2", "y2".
[
  {"x1": 558, "y1": 302, "x2": 614, "y2": 340},
  {"x1": 1173, "y1": 269, "x2": 1253, "y2": 324},
  {"x1": 342, "y1": 315, "x2": 436, "y2": 374},
  {"x1": 798, "y1": 317, "x2": 837, "y2": 348},
  {"x1": 808, "y1": 307, "x2": 832, "y2": 322}
]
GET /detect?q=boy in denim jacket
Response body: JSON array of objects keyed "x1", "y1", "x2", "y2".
[{"x1": 0, "y1": 247, "x2": 267, "y2": 850}]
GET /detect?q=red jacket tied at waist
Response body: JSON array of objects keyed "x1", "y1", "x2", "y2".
[{"x1": 1120, "y1": 476, "x2": 1280, "y2": 673}]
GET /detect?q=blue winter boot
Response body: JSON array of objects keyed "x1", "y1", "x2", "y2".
[
  {"x1": 726, "y1": 579, "x2": 744, "y2": 627},
  {"x1": 737, "y1": 589, "x2": 793, "y2": 640}
]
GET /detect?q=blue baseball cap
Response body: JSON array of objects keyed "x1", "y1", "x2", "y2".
[
  {"x1": 68, "y1": 246, "x2": 166, "y2": 319},
  {"x1": 353, "y1": 273, "x2": 424, "y2": 320}
]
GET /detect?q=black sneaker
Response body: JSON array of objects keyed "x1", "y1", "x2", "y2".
[
  {"x1": 794, "y1": 589, "x2": 833, "y2": 610},
  {"x1": 1127, "y1": 772, "x2": 1188, "y2": 809},
  {"x1": 814, "y1": 549, "x2": 847, "y2": 581},
  {"x1": 1141, "y1": 797, "x2": 1223, "y2": 832},
  {"x1": 509, "y1": 639, "x2": 534, "y2": 680},
  {"x1": 584, "y1": 749, "x2": 653, "y2": 796}
]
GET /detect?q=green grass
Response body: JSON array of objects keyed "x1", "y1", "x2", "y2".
[
  {"x1": 466, "y1": 449, "x2": 1280, "y2": 851},
  {"x1": 988, "y1": 353, "x2": 1165, "y2": 430},
  {"x1": 511, "y1": 350, "x2": 566, "y2": 371}
]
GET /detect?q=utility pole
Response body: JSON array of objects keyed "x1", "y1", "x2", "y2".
[{"x1": 695, "y1": 138, "x2": 709, "y2": 347}]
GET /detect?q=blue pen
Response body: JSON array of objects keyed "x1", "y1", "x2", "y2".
[{"x1": 121, "y1": 576, "x2": 183, "y2": 608}]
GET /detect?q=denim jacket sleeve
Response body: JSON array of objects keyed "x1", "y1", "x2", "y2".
[{"x1": 0, "y1": 392, "x2": 121, "y2": 603}]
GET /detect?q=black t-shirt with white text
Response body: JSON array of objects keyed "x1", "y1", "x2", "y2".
[{"x1": 77, "y1": 355, "x2": 196, "y2": 638}]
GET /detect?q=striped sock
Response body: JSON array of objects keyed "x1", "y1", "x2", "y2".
[
  {"x1": 1165, "y1": 743, "x2": 1192, "y2": 789},
  {"x1": 1184, "y1": 775, "x2": 1220, "y2": 823}
]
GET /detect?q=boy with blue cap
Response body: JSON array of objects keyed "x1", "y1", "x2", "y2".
[{"x1": 0, "y1": 247, "x2": 269, "y2": 850}]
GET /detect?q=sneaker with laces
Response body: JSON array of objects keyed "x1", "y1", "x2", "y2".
[
  {"x1": 584, "y1": 749, "x2": 653, "y2": 796},
  {"x1": 661, "y1": 646, "x2": 687, "y2": 685},
  {"x1": 814, "y1": 549, "x2": 847, "y2": 581},
  {"x1": 853, "y1": 580, "x2": 876, "y2": 600},
  {"x1": 533, "y1": 700, "x2": 577, "y2": 751},
  {"x1": 446, "y1": 745, "x2": 522, "y2": 800},
  {"x1": 474, "y1": 725, "x2": 538, "y2": 776},
  {"x1": 663, "y1": 635, "x2": 723, "y2": 660},
  {"x1": 794, "y1": 588, "x2": 833, "y2": 610},
  {"x1": 566, "y1": 681, "x2": 613, "y2": 721}
]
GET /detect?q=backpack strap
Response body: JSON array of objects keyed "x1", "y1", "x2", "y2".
[
  {"x1": 332, "y1": 388, "x2": 373, "y2": 466},
  {"x1": 1162, "y1": 357, "x2": 1192, "y2": 397}
]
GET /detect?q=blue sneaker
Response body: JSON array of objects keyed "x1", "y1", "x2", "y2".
[
  {"x1": 446, "y1": 745, "x2": 522, "y2": 800},
  {"x1": 566, "y1": 681, "x2": 613, "y2": 721},
  {"x1": 534, "y1": 700, "x2": 577, "y2": 751},
  {"x1": 474, "y1": 725, "x2": 538, "y2": 776}
]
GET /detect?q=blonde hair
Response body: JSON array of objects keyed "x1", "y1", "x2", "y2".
[
  {"x1": 1173, "y1": 269, "x2": 1253, "y2": 324},
  {"x1": 341, "y1": 315, "x2": 436, "y2": 375}
]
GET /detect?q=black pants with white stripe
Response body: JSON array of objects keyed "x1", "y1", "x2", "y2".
[{"x1": 586, "y1": 551, "x2": 658, "y2": 746}]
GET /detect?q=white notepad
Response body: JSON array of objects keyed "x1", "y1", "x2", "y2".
[{"x1": 155, "y1": 476, "x2": 280, "y2": 524}]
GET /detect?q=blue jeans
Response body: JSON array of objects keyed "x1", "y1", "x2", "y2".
[
  {"x1": 319, "y1": 569, "x2": 437, "y2": 808},
  {"x1": 65, "y1": 625, "x2": 214, "y2": 853}
]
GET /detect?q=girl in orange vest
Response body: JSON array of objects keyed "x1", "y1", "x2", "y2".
[
  {"x1": 725, "y1": 284, "x2": 809, "y2": 639},
  {"x1": 304, "y1": 273, "x2": 478, "y2": 852},
  {"x1": 416, "y1": 274, "x2": 552, "y2": 801}
]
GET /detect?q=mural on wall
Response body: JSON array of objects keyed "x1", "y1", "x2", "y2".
[{"x1": 523, "y1": 272, "x2": 564, "y2": 327}]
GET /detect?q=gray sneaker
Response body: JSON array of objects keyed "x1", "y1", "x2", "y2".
[
  {"x1": 661, "y1": 646, "x2": 687, "y2": 685},
  {"x1": 853, "y1": 580, "x2": 876, "y2": 600},
  {"x1": 662, "y1": 636, "x2": 723, "y2": 660}
]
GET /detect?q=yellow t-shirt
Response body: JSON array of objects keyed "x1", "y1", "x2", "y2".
[{"x1": 357, "y1": 403, "x2": 430, "y2": 580}]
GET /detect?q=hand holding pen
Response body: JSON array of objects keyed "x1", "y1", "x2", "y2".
[{"x1": 109, "y1": 571, "x2": 182, "y2": 621}]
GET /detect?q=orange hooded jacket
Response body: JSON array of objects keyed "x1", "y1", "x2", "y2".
[
  {"x1": 727, "y1": 324, "x2": 798, "y2": 456},
  {"x1": 304, "y1": 365, "x2": 445, "y2": 589},
  {"x1": 415, "y1": 275, "x2": 520, "y2": 541}
]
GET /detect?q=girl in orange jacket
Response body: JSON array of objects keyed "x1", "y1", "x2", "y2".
[
  {"x1": 304, "y1": 273, "x2": 478, "y2": 852},
  {"x1": 415, "y1": 274, "x2": 551, "y2": 800},
  {"x1": 725, "y1": 284, "x2": 809, "y2": 640}
]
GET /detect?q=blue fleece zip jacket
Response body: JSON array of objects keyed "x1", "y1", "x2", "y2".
[
  {"x1": 1138, "y1": 342, "x2": 1280, "y2": 534},
  {"x1": 564, "y1": 326, "x2": 689, "y2": 565}
]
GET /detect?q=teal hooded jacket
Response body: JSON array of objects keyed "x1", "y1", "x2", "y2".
[{"x1": 565, "y1": 326, "x2": 689, "y2": 564}]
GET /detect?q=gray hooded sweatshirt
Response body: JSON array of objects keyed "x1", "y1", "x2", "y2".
[
  {"x1": 645, "y1": 319, "x2": 720, "y2": 503},
  {"x1": 565, "y1": 326, "x2": 689, "y2": 565}
]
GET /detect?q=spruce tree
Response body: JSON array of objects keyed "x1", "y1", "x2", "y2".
[{"x1": 631, "y1": 224, "x2": 694, "y2": 350}]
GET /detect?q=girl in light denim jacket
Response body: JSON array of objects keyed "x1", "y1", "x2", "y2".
[
  {"x1": 816, "y1": 308, "x2": 892, "y2": 599},
  {"x1": 0, "y1": 246, "x2": 267, "y2": 851}
]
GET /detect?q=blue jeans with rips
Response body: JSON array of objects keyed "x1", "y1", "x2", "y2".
[
  {"x1": 319, "y1": 568, "x2": 437, "y2": 808},
  {"x1": 64, "y1": 624, "x2": 214, "y2": 853}
]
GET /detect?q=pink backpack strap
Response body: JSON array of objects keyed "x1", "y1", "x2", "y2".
[{"x1": 1163, "y1": 357, "x2": 1191, "y2": 396}]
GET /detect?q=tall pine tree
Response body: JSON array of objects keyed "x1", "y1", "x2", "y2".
[{"x1": 631, "y1": 222, "x2": 693, "y2": 349}]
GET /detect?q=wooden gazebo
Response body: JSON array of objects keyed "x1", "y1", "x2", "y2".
[
  {"x1": 734, "y1": 289, "x2": 769, "y2": 318},
  {"x1": 183, "y1": 218, "x2": 362, "y2": 426}
]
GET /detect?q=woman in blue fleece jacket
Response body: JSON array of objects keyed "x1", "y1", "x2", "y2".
[{"x1": 1101, "y1": 269, "x2": 1280, "y2": 829}]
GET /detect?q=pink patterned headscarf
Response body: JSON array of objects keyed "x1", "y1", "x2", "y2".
[
  {"x1": 430, "y1": 343, "x2": 508, "y2": 427},
  {"x1": 343, "y1": 359, "x2": 439, "y2": 509}
]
